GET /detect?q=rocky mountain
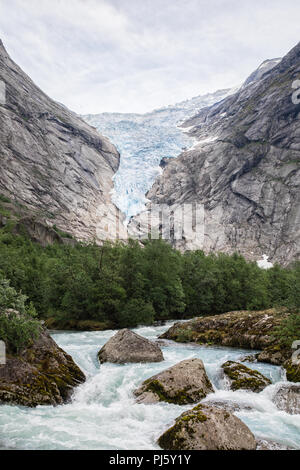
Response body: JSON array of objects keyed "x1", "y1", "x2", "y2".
[
  {"x1": 83, "y1": 89, "x2": 232, "y2": 219},
  {"x1": 242, "y1": 58, "x2": 282, "y2": 87},
  {"x1": 131, "y1": 43, "x2": 300, "y2": 266},
  {"x1": 0, "y1": 40, "x2": 126, "y2": 243}
]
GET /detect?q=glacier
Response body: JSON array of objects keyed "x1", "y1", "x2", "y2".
[{"x1": 83, "y1": 88, "x2": 233, "y2": 220}]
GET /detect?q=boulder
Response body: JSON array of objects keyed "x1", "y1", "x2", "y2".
[
  {"x1": 158, "y1": 404, "x2": 257, "y2": 450},
  {"x1": 98, "y1": 329, "x2": 164, "y2": 364},
  {"x1": 283, "y1": 359, "x2": 300, "y2": 383},
  {"x1": 134, "y1": 358, "x2": 213, "y2": 404},
  {"x1": 222, "y1": 361, "x2": 271, "y2": 392},
  {"x1": 272, "y1": 384, "x2": 300, "y2": 415},
  {"x1": 0, "y1": 330, "x2": 85, "y2": 407}
]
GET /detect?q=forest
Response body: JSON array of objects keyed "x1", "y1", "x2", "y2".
[{"x1": 0, "y1": 227, "x2": 299, "y2": 337}]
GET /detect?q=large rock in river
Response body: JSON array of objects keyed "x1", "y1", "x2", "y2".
[
  {"x1": 158, "y1": 404, "x2": 257, "y2": 450},
  {"x1": 272, "y1": 384, "x2": 300, "y2": 415},
  {"x1": 0, "y1": 330, "x2": 85, "y2": 407},
  {"x1": 222, "y1": 361, "x2": 271, "y2": 392},
  {"x1": 134, "y1": 358, "x2": 213, "y2": 404},
  {"x1": 98, "y1": 329, "x2": 164, "y2": 364}
]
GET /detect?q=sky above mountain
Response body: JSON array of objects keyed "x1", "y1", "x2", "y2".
[{"x1": 0, "y1": 0, "x2": 299, "y2": 114}]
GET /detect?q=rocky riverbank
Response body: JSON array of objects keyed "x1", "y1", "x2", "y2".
[{"x1": 160, "y1": 309, "x2": 300, "y2": 382}]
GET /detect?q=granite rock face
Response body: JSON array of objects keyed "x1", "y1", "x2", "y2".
[
  {"x1": 98, "y1": 329, "x2": 164, "y2": 364},
  {"x1": 134, "y1": 358, "x2": 213, "y2": 404},
  {"x1": 131, "y1": 43, "x2": 300, "y2": 265},
  {"x1": 0, "y1": 330, "x2": 85, "y2": 407},
  {"x1": 158, "y1": 404, "x2": 257, "y2": 450},
  {"x1": 0, "y1": 40, "x2": 126, "y2": 242}
]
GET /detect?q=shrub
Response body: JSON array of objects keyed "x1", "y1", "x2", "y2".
[{"x1": 0, "y1": 277, "x2": 42, "y2": 353}]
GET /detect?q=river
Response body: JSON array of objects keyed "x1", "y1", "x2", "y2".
[{"x1": 0, "y1": 321, "x2": 299, "y2": 450}]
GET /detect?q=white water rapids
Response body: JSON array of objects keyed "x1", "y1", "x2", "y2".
[{"x1": 0, "y1": 321, "x2": 299, "y2": 450}]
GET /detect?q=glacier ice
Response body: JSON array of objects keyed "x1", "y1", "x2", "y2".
[{"x1": 83, "y1": 88, "x2": 232, "y2": 220}]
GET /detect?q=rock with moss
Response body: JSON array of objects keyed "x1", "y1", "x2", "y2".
[
  {"x1": 98, "y1": 329, "x2": 164, "y2": 364},
  {"x1": 158, "y1": 404, "x2": 257, "y2": 450},
  {"x1": 272, "y1": 384, "x2": 300, "y2": 415},
  {"x1": 222, "y1": 361, "x2": 271, "y2": 392},
  {"x1": 256, "y1": 344, "x2": 291, "y2": 366},
  {"x1": 283, "y1": 359, "x2": 300, "y2": 383},
  {"x1": 160, "y1": 309, "x2": 288, "y2": 350},
  {"x1": 0, "y1": 330, "x2": 85, "y2": 407},
  {"x1": 134, "y1": 358, "x2": 213, "y2": 404}
]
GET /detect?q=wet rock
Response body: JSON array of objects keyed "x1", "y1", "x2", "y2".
[
  {"x1": 256, "y1": 439, "x2": 294, "y2": 450},
  {"x1": 222, "y1": 361, "x2": 271, "y2": 392},
  {"x1": 202, "y1": 399, "x2": 253, "y2": 413},
  {"x1": 158, "y1": 404, "x2": 257, "y2": 450},
  {"x1": 0, "y1": 330, "x2": 85, "y2": 407},
  {"x1": 134, "y1": 358, "x2": 213, "y2": 404},
  {"x1": 256, "y1": 345, "x2": 291, "y2": 366},
  {"x1": 155, "y1": 339, "x2": 169, "y2": 347},
  {"x1": 240, "y1": 354, "x2": 258, "y2": 363},
  {"x1": 272, "y1": 384, "x2": 300, "y2": 415},
  {"x1": 283, "y1": 360, "x2": 300, "y2": 383},
  {"x1": 98, "y1": 329, "x2": 164, "y2": 364}
]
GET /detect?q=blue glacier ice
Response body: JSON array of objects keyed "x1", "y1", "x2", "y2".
[{"x1": 83, "y1": 88, "x2": 232, "y2": 220}]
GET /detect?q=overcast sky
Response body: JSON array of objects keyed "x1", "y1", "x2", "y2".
[{"x1": 0, "y1": 0, "x2": 299, "y2": 114}]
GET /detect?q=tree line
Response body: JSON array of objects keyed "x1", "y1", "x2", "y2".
[{"x1": 0, "y1": 228, "x2": 299, "y2": 331}]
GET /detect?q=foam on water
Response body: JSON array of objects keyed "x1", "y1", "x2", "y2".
[{"x1": 0, "y1": 321, "x2": 299, "y2": 450}]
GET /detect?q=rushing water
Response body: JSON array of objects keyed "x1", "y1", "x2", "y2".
[{"x1": 0, "y1": 322, "x2": 299, "y2": 450}]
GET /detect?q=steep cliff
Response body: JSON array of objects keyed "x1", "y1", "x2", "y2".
[
  {"x1": 131, "y1": 43, "x2": 300, "y2": 265},
  {"x1": 0, "y1": 40, "x2": 126, "y2": 242}
]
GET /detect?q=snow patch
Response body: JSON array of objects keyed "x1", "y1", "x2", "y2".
[{"x1": 257, "y1": 254, "x2": 273, "y2": 269}]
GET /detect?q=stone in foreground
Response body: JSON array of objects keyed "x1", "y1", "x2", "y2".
[
  {"x1": 222, "y1": 361, "x2": 271, "y2": 392},
  {"x1": 158, "y1": 404, "x2": 257, "y2": 450},
  {"x1": 0, "y1": 330, "x2": 85, "y2": 407},
  {"x1": 134, "y1": 358, "x2": 213, "y2": 404},
  {"x1": 272, "y1": 384, "x2": 300, "y2": 415},
  {"x1": 98, "y1": 329, "x2": 164, "y2": 364}
]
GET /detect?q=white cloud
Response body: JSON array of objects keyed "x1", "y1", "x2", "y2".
[{"x1": 0, "y1": 0, "x2": 299, "y2": 113}]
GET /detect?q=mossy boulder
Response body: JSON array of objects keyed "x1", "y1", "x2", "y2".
[
  {"x1": 158, "y1": 404, "x2": 257, "y2": 450},
  {"x1": 0, "y1": 330, "x2": 85, "y2": 407},
  {"x1": 283, "y1": 360, "x2": 300, "y2": 383},
  {"x1": 98, "y1": 329, "x2": 164, "y2": 364},
  {"x1": 256, "y1": 344, "x2": 291, "y2": 366},
  {"x1": 222, "y1": 361, "x2": 271, "y2": 392},
  {"x1": 134, "y1": 358, "x2": 213, "y2": 404}
]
